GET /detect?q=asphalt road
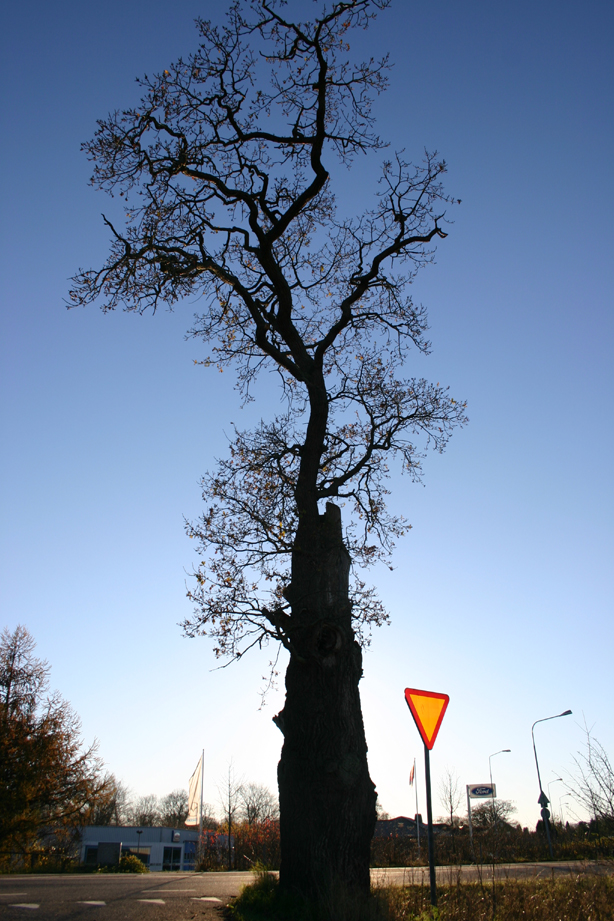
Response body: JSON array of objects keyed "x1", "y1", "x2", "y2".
[
  {"x1": 0, "y1": 874, "x2": 237, "y2": 920},
  {"x1": 372, "y1": 859, "x2": 613, "y2": 887},
  {"x1": 1, "y1": 862, "x2": 609, "y2": 918}
]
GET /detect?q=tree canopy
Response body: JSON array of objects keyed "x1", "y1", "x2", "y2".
[
  {"x1": 0, "y1": 626, "x2": 110, "y2": 866},
  {"x1": 70, "y1": 0, "x2": 466, "y2": 663}
]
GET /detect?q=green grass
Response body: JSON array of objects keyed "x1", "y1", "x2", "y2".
[{"x1": 228, "y1": 872, "x2": 614, "y2": 921}]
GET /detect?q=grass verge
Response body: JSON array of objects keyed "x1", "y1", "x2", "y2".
[{"x1": 227, "y1": 871, "x2": 614, "y2": 921}]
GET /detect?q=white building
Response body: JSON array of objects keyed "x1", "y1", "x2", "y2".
[{"x1": 80, "y1": 826, "x2": 201, "y2": 872}]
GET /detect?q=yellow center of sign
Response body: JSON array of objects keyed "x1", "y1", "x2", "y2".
[{"x1": 408, "y1": 693, "x2": 446, "y2": 744}]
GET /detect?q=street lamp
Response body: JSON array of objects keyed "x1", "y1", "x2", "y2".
[
  {"x1": 531, "y1": 710, "x2": 572, "y2": 859},
  {"x1": 548, "y1": 777, "x2": 563, "y2": 819},
  {"x1": 136, "y1": 829, "x2": 143, "y2": 858},
  {"x1": 488, "y1": 749, "x2": 511, "y2": 824}
]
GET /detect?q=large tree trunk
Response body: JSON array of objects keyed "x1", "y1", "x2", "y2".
[{"x1": 275, "y1": 503, "x2": 377, "y2": 903}]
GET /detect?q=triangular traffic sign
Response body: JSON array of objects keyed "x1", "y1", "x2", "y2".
[{"x1": 404, "y1": 688, "x2": 449, "y2": 750}]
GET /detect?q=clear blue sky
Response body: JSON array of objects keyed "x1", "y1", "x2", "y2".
[{"x1": 1, "y1": 0, "x2": 612, "y2": 828}]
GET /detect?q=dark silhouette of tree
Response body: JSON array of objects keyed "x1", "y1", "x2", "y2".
[
  {"x1": 470, "y1": 799, "x2": 517, "y2": 829},
  {"x1": 70, "y1": 0, "x2": 466, "y2": 902},
  {"x1": 0, "y1": 626, "x2": 109, "y2": 865}
]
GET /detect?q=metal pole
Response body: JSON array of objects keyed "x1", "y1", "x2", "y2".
[
  {"x1": 531, "y1": 710, "x2": 572, "y2": 860},
  {"x1": 466, "y1": 787, "x2": 475, "y2": 861},
  {"x1": 199, "y1": 750, "x2": 204, "y2": 868},
  {"x1": 199, "y1": 750, "x2": 204, "y2": 838},
  {"x1": 424, "y1": 743, "x2": 437, "y2": 907},
  {"x1": 414, "y1": 758, "x2": 420, "y2": 855},
  {"x1": 488, "y1": 749, "x2": 511, "y2": 827},
  {"x1": 548, "y1": 777, "x2": 563, "y2": 822},
  {"x1": 559, "y1": 795, "x2": 571, "y2": 825}
]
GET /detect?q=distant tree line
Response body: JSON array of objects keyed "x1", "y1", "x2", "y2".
[{"x1": 91, "y1": 775, "x2": 279, "y2": 830}]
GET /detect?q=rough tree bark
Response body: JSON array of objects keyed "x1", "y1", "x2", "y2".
[{"x1": 276, "y1": 503, "x2": 376, "y2": 897}]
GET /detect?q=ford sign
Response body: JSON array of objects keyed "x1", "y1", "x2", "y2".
[{"x1": 467, "y1": 784, "x2": 496, "y2": 798}]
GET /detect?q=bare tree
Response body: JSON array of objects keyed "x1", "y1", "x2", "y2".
[
  {"x1": 0, "y1": 625, "x2": 49, "y2": 718},
  {"x1": 240, "y1": 782, "x2": 279, "y2": 825},
  {"x1": 88, "y1": 776, "x2": 131, "y2": 826},
  {"x1": 70, "y1": 0, "x2": 466, "y2": 901},
  {"x1": 129, "y1": 794, "x2": 161, "y2": 827},
  {"x1": 567, "y1": 724, "x2": 614, "y2": 832},
  {"x1": 438, "y1": 766, "x2": 462, "y2": 826},
  {"x1": 160, "y1": 789, "x2": 190, "y2": 827},
  {"x1": 375, "y1": 796, "x2": 390, "y2": 821},
  {"x1": 217, "y1": 763, "x2": 243, "y2": 869},
  {"x1": 438, "y1": 766, "x2": 462, "y2": 859}
]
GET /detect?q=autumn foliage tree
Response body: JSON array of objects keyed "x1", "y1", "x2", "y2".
[
  {"x1": 70, "y1": 0, "x2": 466, "y2": 903},
  {"x1": 0, "y1": 626, "x2": 110, "y2": 866}
]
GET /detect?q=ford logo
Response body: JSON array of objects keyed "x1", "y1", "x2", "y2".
[{"x1": 471, "y1": 786, "x2": 493, "y2": 796}]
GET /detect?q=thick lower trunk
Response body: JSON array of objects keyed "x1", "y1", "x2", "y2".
[{"x1": 275, "y1": 504, "x2": 377, "y2": 902}]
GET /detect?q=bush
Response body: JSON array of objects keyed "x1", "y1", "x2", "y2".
[
  {"x1": 117, "y1": 854, "x2": 149, "y2": 873},
  {"x1": 98, "y1": 854, "x2": 149, "y2": 874},
  {"x1": 234, "y1": 820, "x2": 281, "y2": 870}
]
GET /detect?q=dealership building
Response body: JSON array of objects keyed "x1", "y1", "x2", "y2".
[{"x1": 80, "y1": 826, "x2": 205, "y2": 872}]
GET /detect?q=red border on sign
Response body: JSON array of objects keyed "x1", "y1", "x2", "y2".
[{"x1": 404, "y1": 687, "x2": 450, "y2": 750}]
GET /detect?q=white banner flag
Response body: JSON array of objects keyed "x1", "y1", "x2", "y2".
[{"x1": 185, "y1": 754, "x2": 203, "y2": 826}]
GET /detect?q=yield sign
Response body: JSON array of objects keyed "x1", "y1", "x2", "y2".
[{"x1": 404, "y1": 688, "x2": 449, "y2": 750}]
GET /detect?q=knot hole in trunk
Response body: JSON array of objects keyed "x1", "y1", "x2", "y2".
[{"x1": 315, "y1": 623, "x2": 343, "y2": 656}]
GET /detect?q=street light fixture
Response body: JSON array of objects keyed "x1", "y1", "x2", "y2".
[{"x1": 531, "y1": 710, "x2": 572, "y2": 859}]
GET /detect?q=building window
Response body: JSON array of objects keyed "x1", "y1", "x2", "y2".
[
  {"x1": 163, "y1": 847, "x2": 181, "y2": 871},
  {"x1": 84, "y1": 847, "x2": 98, "y2": 866},
  {"x1": 183, "y1": 841, "x2": 197, "y2": 869}
]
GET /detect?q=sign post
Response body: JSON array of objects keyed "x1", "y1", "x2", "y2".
[
  {"x1": 404, "y1": 688, "x2": 449, "y2": 908},
  {"x1": 466, "y1": 784, "x2": 496, "y2": 860}
]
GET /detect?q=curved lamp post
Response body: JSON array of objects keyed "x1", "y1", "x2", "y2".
[
  {"x1": 488, "y1": 749, "x2": 511, "y2": 824},
  {"x1": 532, "y1": 710, "x2": 572, "y2": 859}
]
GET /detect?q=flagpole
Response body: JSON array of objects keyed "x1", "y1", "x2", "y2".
[
  {"x1": 199, "y1": 749, "x2": 204, "y2": 840},
  {"x1": 414, "y1": 757, "x2": 420, "y2": 855}
]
